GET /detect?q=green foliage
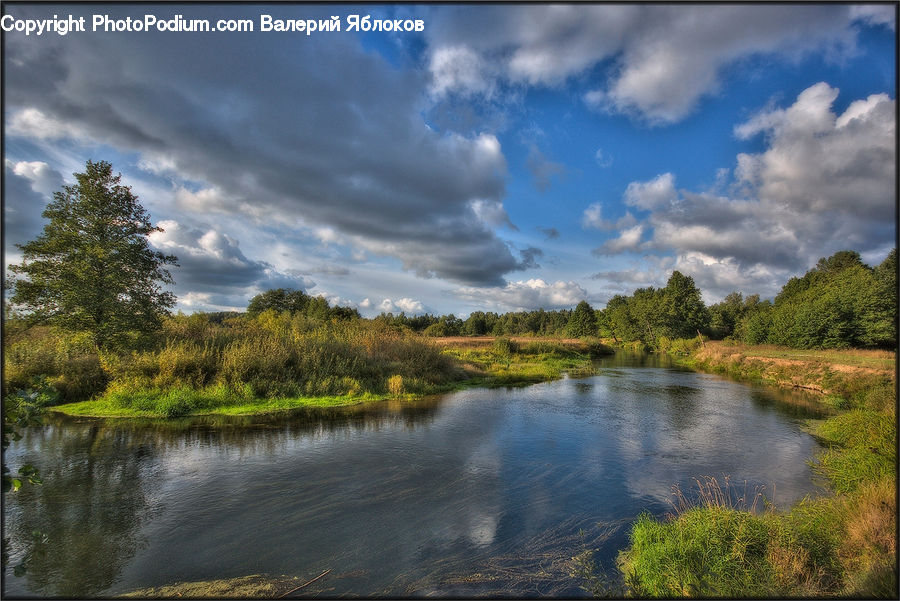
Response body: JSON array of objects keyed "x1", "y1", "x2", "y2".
[
  {"x1": 708, "y1": 293, "x2": 762, "y2": 340},
  {"x1": 566, "y1": 300, "x2": 598, "y2": 338},
  {"x1": 734, "y1": 250, "x2": 897, "y2": 349},
  {"x1": 246, "y1": 288, "x2": 360, "y2": 320},
  {"x1": 655, "y1": 336, "x2": 703, "y2": 356},
  {"x1": 620, "y1": 509, "x2": 775, "y2": 597},
  {"x1": 492, "y1": 336, "x2": 519, "y2": 355},
  {"x1": 599, "y1": 272, "x2": 708, "y2": 348},
  {"x1": 8, "y1": 160, "x2": 177, "y2": 349},
  {"x1": 377, "y1": 307, "x2": 573, "y2": 338}
]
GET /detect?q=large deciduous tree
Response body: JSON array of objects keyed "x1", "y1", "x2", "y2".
[{"x1": 8, "y1": 160, "x2": 177, "y2": 348}]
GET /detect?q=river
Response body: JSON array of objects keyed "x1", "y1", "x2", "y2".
[{"x1": 3, "y1": 352, "x2": 827, "y2": 597}]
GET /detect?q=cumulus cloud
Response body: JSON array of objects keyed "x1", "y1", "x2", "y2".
[
  {"x1": 592, "y1": 225, "x2": 646, "y2": 256},
  {"x1": 5, "y1": 5, "x2": 523, "y2": 287},
  {"x1": 624, "y1": 173, "x2": 678, "y2": 211},
  {"x1": 7, "y1": 107, "x2": 91, "y2": 141},
  {"x1": 148, "y1": 220, "x2": 314, "y2": 307},
  {"x1": 734, "y1": 83, "x2": 894, "y2": 221},
  {"x1": 9, "y1": 159, "x2": 64, "y2": 197},
  {"x1": 378, "y1": 297, "x2": 426, "y2": 315},
  {"x1": 583, "y1": 202, "x2": 638, "y2": 231},
  {"x1": 427, "y1": 5, "x2": 872, "y2": 123},
  {"x1": 453, "y1": 278, "x2": 588, "y2": 311},
  {"x1": 429, "y1": 45, "x2": 496, "y2": 98},
  {"x1": 595, "y1": 83, "x2": 895, "y2": 298}
]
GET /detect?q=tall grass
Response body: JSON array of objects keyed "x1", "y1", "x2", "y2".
[{"x1": 3, "y1": 311, "x2": 464, "y2": 416}]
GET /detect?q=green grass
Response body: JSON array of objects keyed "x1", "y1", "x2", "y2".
[
  {"x1": 810, "y1": 410, "x2": 896, "y2": 494},
  {"x1": 620, "y1": 509, "x2": 776, "y2": 597}
]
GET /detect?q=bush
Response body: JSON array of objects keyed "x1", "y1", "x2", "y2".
[
  {"x1": 493, "y1": 337, "x2": 518, "y2": 355},
  {"x1": 387, "y1": 374, "x2": 405, "y2": 396},
  {"x1": 52, "y1": 354, "x2": 108, "y2": 402},
  {"x1": 155, "y1": 341, "x2": 220, "y2": 388}
]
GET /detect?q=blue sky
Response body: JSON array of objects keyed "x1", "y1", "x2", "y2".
[{"x1": 3, "y1": 4, "x2": 896, "y2": 316}]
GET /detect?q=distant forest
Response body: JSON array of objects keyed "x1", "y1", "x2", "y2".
[{"x1": 241, "y1": 249, "x2": 897, "y2": 351}]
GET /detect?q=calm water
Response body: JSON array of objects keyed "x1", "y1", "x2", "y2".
[{"x1": 3, "y1": 353, "x2": 827, "y2": 597}]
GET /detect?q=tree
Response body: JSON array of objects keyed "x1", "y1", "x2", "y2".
[
  {"x1": 659, "y1": 271, "x2": 708, "y2": 339},
  {"x1": 246, "y1": 288, "x2": 311, "y2": 316},
  {"x1": 8, "y1": 161, "x2": 177, "y2": 348},
  {"x1": 567, "y1": 300, "x2": 597, "y2": 338},
  {"x1": 708, "y1": 292, "x2": 744, "y2": 339}
]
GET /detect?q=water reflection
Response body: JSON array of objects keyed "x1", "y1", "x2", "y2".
[
  {"x1": 5, "y1": 423, "x2": 157, "y2": 597},
  {"x1": 3, "y1": 354, "x2": 826, "y2": 597}
]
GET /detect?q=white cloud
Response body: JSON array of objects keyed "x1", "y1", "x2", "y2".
[
  {"x1": 429, "y1": 45, "x2": 495, "y2": 98},
  {"x1": 734, "y1": 83, "x2": 895, "y2": 219},
  {"x1": 9, "y1": 160, "x2": 64, "y2": 196},
  {"x1": 624, "y1": 173, "x2": 677, "y2": 210},
  {"x1": 148, "y1": 220, "x2": 314, "y2": 309},
  {"x1": 174, "y1": 186, "x2": 235, "y2": 214},
  {"x1": 428, "y1": 5, "x2": 866, "y2": 123},
  {"x1": 470, "y1": 199, "x2": 515, "y2": 229},
  {"x1": 849, "y1": 5, "x2": 896, "y2": 30},
  {"x1": 7, "y1": 107, "x2": 89, "y2": 141},
  {"x1": 582, "y1": 203, "x2": 605, "y2": 229},
  {"x1": 596, "y1": 83, "x2": 895, "y2": 297},
  {"x1": 583, "y1": 203, "x2": 639, "y2": 232},
  {"x1": 594, "y1": 148, "x2": 613, "y2": 168},
  {"x1": 453, "y1": 278, "x2": 587, "y2": 311},
  {"x1": 593, "y1": 225, "x2": 646, "y2": 256},
  {"x1": 378, "y1": 297, "x2": 426, "y2": 314}
]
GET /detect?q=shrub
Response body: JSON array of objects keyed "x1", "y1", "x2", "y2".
[
  {"x1": 493, "y1": 337, "x2": 518, "y2": 355},
  {"x1": 155, "y1": 341, "x2": 219, "y2": 388},
  {"x1": 387, "y1": 374, "x2": 405, "y2": 396},
  {"x1": 52, "y1": 354, "x2": 109, "y2": 402}
]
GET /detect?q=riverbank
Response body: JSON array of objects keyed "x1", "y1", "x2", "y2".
[
  {"x1": 49, "y1": 337, "x2": 611, "y2": 419},
  {"x1": 675, "y1": 341, "x2": 895, "y2": 411},
  {"x1": 615, "y1": 341, "x2": 897, "y2": 598}
]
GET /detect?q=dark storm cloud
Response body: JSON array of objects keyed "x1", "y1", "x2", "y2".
[{"x1": 4, "y1": 5, "x2": 524, "y2": 287}]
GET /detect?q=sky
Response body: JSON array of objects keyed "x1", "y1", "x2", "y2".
[{"x1": 3, "y1": 3, "x2": 897, "y2": 317}]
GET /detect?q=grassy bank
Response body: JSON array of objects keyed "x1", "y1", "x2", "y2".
[
  {"x1": 4, "y1": 313, "x2": 610, "y2": 419},
  {"x1": 440, "y1": 336, "x2": 611, "y2": 388},
  {"x1": 615, "y1": 341, "x2": 897, "y2": 598},
  {"x1": 676, "y1": 341, "x2": 895, "y2": 411}
]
